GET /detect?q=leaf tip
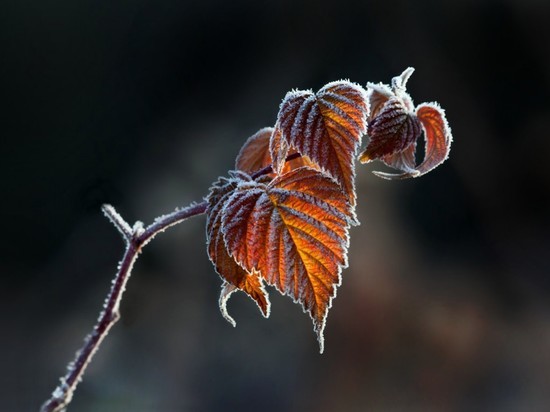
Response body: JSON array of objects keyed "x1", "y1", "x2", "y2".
[
  {"x1": 313, "y1": 318, "x2": 327, "y2": 353},
  {"x1": 392, "y1": 67, "x2": 415, "y2": 91},
  {"x1": 317, "y1": 332, "x2": 325, "y2": 354},
  {"x1": 219, "y1": 283, "x2": 238, "y2": 327}
]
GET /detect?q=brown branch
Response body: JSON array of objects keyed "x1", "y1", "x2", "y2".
[
  {"x1": 40, "y1": 201, "x2": 208, "y2": 412},
  {"x1": 40, "y1": 152, "x2": 303, "y2": 412}
]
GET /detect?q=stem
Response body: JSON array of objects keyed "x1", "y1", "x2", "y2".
[
  {"x1": 41, "y1": 153, "x2": 299, "y2": 412},
  {"x1": 40, "y1": 201, "x2": 208, "y2": 412},
  {"x1": 251, "y1": 152, "x2": 302, "y2": 180}
]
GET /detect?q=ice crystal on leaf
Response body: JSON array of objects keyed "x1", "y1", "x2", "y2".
[{"x1": 359, "y1": 67, "x2": 453, "y2": 179}]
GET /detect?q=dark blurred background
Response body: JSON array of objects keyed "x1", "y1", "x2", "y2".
[{"x1": 2, "y1": 0, "x2": 550, "y2": 411}]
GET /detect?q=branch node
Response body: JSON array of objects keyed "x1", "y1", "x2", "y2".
[
  {"x1": 101, "y1": 204, "x2": 132, "y2": 242},
  {"x1": 132, "y1": 221, "x2": 145, "y2": 237},
  {"x1": 109, "y1": 310, "x2": 121, "y2": 323},
  {"x1": 42, "y1": 201, "x2": 208, "y2": 412}
]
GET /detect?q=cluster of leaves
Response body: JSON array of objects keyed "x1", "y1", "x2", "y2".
[{"x1": 205, "y1": 68, "x2": 452, "y2": 352}]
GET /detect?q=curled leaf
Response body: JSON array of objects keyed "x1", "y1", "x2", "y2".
[
  {"x1": 378, "y1": 143, "x2": 418, "y2": 176},
  {"x1": 373, "y1": 103, "x2": 452, "y2": 179},
  {"x1": 203, "y1": 68, "x2": 452, "y2": 353},
  {"x1": 206, "y1": 173, "x2": 270, "y2": 324},
  {"x1": 221, "y1": 167, "x2": 353, "y2": 352},
  {"x1": 359, "y1": 68, "x2": 452, "y2": 179},
  {"x1": 272, "y1": 81, "x2": 369, "y2": 205},
  {"x1": 358, "y1": 97, "x2": 422, "y2": 163},
  {"x1": 367, "y1": 67, "x2": 415, "y2": 120},
  {"x1": 414, "y1": 103, "x2": 452, "y2": 175}
]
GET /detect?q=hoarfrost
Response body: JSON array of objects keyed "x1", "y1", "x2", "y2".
[{"x1": 219, "y1": 283, "x2": 238, "y2": 327}]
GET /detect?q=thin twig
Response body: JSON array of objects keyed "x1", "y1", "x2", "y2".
[
  {"x1": 40, "y1": 201, "x2": 208, "y2": 412},
  {"x1": 41, "y1": 153, "x2": 300, "y2": 412},
  {"x1": 101, "y1": 204, "x2": 132, "y2": 243}
]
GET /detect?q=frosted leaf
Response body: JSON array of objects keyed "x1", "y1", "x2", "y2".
[
  {"x1": 359, "y1": 97, "x2": 422, "y2": 162},
  {"x1": 378, "y1": 142, "x2": 418, "y2": 176},
  {"x1": 371, "y1": 103, "x2": 452, "y2": 180},
  {"x1": 366, "y1": 82, "x2": 393, "y2": 120},
  {"x1": 415, "y1": 103, "x2": 452, "y2": 172},
  {"x1": 205, "y1": 173, "x2": 270, "y2": 321},
  {"x1": 275, "y1": 81, "x2": 369, "y2": 206},
  {"x1": 235, "y1": 127, "x2": 274, "y2": 174},
  {"x1": 235, "y1": 125, "x2": 313, "y2": 177},
  {"x1": 218, "y1": 278, "x2": 271, "y2": 327},
  {"x1": 359, "y1": 68, "x2": 453, "y2": 179},
  {"x1": 220, "y1": 187, "x2": 266, "y2": 267},
  {"x1": 220, "y1": 167, "x2": 353, "y2": 353},
  {"x1": 219, "y1": 282, "x2": 238, "y2": 327}
]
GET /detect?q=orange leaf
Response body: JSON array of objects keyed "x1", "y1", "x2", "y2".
[
  {"x1": 272, "y1": 81, "x2": 369, "y2": 206},
  {"x1": 235, "y1": 127, "x2": 273, "y2": 174},
  {"x1": 414, "y1": 103, "x2": 452, "y2": 175},
  {"x1": 206, "y1": 172, "x2": 270, "y2": 324},
  {"x1": 221, "y1": 167, "x2": 353, "y2": 352},
  {"x1": 236, "y1": 127, "x2": 316, "y2": 176}
]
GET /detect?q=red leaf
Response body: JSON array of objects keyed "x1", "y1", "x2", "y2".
[
  {"x1": 379, "y1": 143, "x2": 417, "y2": 175},
  {"x1": 221, "y1": 167, "x2": 353, "y2": 352},
  {"x1": 372, "y1": 103, "x2": 452, "y2": 179},
  {"x1": 358, "y1": 97, "x2": 422, "y2": 163},
  {"x1": 414, "y1": 103, "x2": 452, "y2": 175},
  {"x1": 206, "y1": 172, "x2": 270, "y2": 324},
  {"x1": 359, "y1": 68, "x2": 453, "y2": 179},
  {"x1": 272, "y1": 81, "x2": 369, "y2": 205}
]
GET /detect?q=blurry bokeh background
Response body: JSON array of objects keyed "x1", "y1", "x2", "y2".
[{"x1": 3, "y1": 0, "x2": 550, "y2": 411}]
